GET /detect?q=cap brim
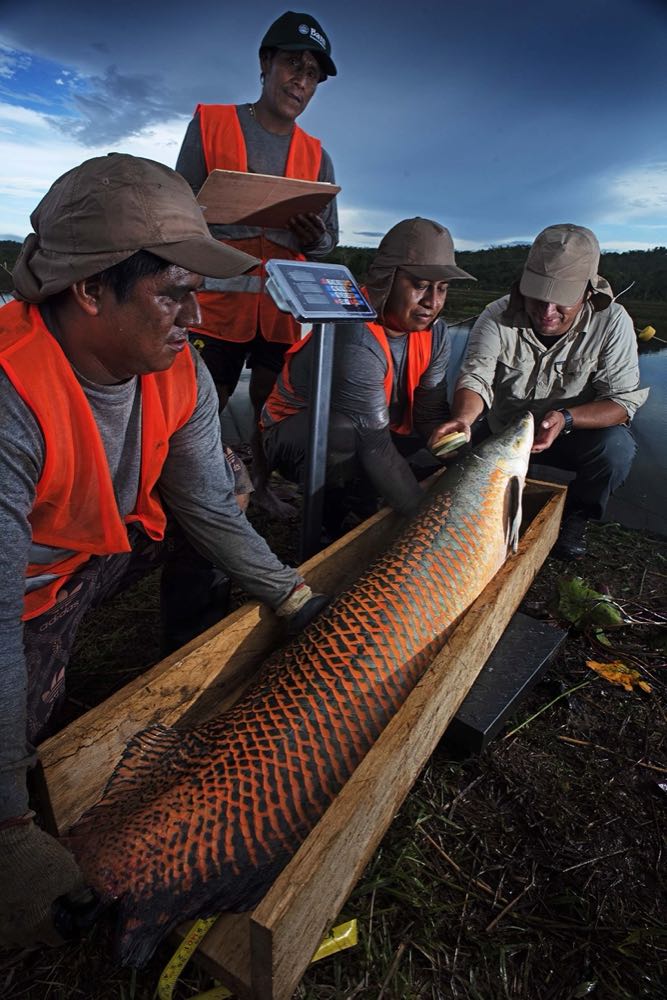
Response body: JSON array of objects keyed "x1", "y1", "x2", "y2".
[
  {"x1": 519, "y1": 269, "x2": 589, "y2": 307},
  {"x1": 402, "y1": 264, "x2": 477, "y2": 282},
  {"x1": 276, "y1": 43, "x2": 337, "y2": 76},
  {"x1": 146, "y1": 237, "x2": 259, "y2": 279}
]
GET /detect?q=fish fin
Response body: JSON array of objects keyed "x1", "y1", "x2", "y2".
[
  {"x1": 70, "y1": 725, "x2": 182, "y2": 840},
  {"x1": 507, "y1": 476, "x2": 523, "y2": 553},
  {"x1": 100, "y1": 724, "x2": 182, "y2": 803}
]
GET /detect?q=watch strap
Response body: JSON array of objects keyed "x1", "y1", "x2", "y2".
[{"x1": 558, "y1": 408, "x2": 574, "y2": 435}]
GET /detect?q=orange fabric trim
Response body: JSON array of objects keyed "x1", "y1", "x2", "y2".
[
  {"x1": 261, "y1": 332, "x2": 313, "y2": 427},
  {"x1": 360, "y1": 314, "x2": 434, "y2": 435},
  {"x1": 196, "y1": 105, "x2": 322, "y2": 180},
  {"x1": 0, "y1": 301, "x2": 197, "y2": 619},
  {"x1": 196, "y1": 104, "x2": 248, "y2": 174}
]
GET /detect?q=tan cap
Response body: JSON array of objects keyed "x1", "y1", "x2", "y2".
[
  {"x1": 364, "y1": 217, "x2": 475, "y2": 319},
  {"x1": 12, "y1": 153, "x2": 259, "y2": 303},
  {"x1": 519, "y1": 224, "x2": 608, "y2": 307},
  {"x1": 373, "y1": 217, "x2": 475, "y2": 282}
]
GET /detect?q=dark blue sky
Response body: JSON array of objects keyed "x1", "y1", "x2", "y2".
[{"x1": 1, "y1": 0, "x2": 666, "y2": 250}]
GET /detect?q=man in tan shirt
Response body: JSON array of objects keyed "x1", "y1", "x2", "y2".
[{"x1": 431, "y1": 224, "x2": 648, "y2": 559}]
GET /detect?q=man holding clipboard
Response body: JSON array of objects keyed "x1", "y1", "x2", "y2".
[{"x1": 176, "y1": 11, "x2": 339, "y2": 488}]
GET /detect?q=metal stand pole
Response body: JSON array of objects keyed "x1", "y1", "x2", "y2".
[{"x1": 300, "y1": 322, "x2": 335, "y2": 561}]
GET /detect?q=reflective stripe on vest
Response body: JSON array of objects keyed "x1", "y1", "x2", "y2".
[
  {"x1": 202, "y1": 275, "x2": 264, "y2": 294},
  {"x1": 0, "y1": 301, "x2": 198, "y2": 620},
  {"x1": 194, "y1": 104, "x2": 322, "y2": 345}
]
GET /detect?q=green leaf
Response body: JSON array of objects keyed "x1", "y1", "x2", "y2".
[{"x1": 557, "y1": 576, "x2": 624, "y2": 630}]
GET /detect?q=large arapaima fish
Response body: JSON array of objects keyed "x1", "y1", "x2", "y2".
[{"x1": 66, "y1": 412, "x2": 534, "y2": 966}]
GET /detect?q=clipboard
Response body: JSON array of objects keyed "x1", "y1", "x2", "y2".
[{"x1": 197, "y1": 169, "x2": 340, "y2": 228}]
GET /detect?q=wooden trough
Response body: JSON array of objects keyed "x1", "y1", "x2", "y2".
[{"x1": 38, "y1": 479, "x2": 566, "y2": 1000}]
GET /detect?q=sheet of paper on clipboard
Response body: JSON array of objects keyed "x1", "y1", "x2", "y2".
[{"x1": 196, "y1": 169, "x2": 340, "y2": 228}]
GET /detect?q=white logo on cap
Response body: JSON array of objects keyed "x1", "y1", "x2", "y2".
[
  {"x1": 309, "y1": 27, "x2": 326, "y2": 49},
  {"x1": 298, "y1": 23, "x2": 310, "y2": 35}
]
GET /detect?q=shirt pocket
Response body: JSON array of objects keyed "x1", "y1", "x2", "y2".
[
  {"x1": 494, "y1": 361, "x2": 529, "y2": 401},
  {"x1": 553, "y1": 356, "x2": 597, "y2": 395}
]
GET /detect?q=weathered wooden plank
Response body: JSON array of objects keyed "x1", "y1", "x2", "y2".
[
  {"x1": 196, "y1": 484, "x2": 566, "y2": 999},
  {"x1": 175, "y1": 914, "x2": 253, "y2": 999}
]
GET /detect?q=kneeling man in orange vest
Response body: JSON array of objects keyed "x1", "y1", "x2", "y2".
[{"x1": 0, "y1": 153, "x2": 327, "y2": 952}]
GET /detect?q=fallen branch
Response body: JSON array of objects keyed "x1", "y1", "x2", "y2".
[
  {"x1": 421, "y1": 829, "x2": 506, "y2": 903},
  {"x1": 485, "y1": 871, "x2": 536, "y2": 932},
  {"x1": 562, "y1": 847, "x2": 631, "y2": 873}
]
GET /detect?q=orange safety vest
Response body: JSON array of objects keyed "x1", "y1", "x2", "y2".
[
  {"x1": 262, "y1": 318, "x2": 433, "y2": 435},
  {"x1": 196, "y1": 104, "x2": 323, "y2": 345},
  {"x1": 0, "y1": 301, "x2": 198, "y2": 620}
]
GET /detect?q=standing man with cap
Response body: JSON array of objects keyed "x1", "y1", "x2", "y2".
[
  {"x1": 0, "y1": 153, "x2": 327, "y2": 951},
  {"x1": 176, "y1": 10, "x2": 339, "y2": 492},
  {"x1": 261, "y1": 218, "x2": 476, "y2": 537},
  {"x1": 432, "y1": 224, "x2": 648, "y2": 559}
]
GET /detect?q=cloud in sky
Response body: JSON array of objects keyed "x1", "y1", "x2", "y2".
[
  {"x1": 0, "y1": 45, "x2": 29, "y2": 81},
  {"x1": 605, "y1": 163, "x2": 667, "y2": 220},
  {"x1": 0, "y1": 98, "x2": 187, "y2": 237},
  {"x1": 1, "y1": 0, "x2": 666, "y2": 248},
  {"x1": 61, "y1": 65, "x2": 179, "y2": 145}
]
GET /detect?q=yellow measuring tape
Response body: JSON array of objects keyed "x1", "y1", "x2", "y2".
[{"x1": 157, "y1": 916, "x2": 358, "y2": 1000}]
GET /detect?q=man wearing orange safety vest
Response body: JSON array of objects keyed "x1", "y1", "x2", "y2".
[
  {"x1": 176, "y1": 10, "x2": 339, "y2": 455},
  {"x1": 0, "y1": 154, "x2": 328, "y2": 953},
  {"x1": 261, "y1": 218, "x2": 476, "y2": 538}
]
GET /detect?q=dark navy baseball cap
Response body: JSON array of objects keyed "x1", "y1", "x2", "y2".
[{"x1": 260, "y1": 11, "x2": 337, "y2": 77}]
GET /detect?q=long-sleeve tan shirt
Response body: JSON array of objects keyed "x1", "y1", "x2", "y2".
[{"x1": 456, "y1": 295, "x2": 649, "y2": 433}]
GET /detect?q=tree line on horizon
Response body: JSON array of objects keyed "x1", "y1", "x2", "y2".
[
  {"x1": 328, "y1": 243, "x2": 667, "y2": 303},
  {"x1": 1, "y1": 239, "x2": 666, "y2": 302}
]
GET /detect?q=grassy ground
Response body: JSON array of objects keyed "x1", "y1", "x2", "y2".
[{"x1": 2, "y1": 500, "x2": 665, "y2": 1000}]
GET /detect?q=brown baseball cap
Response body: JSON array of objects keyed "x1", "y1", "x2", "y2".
[
  {"x1": 260, "y1": 11, "x2": 337, "y2": 77},
  {"x1": 373, "y1": 218, "x2": 475, "y2": 282},
  {"x1": 12, "y1": 153, "x2": 259, "y2": 303},
  {"x1": 519, "y1": 224, "x2": 606, "y2": 307}
]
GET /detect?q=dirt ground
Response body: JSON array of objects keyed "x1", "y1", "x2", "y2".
[{"x1": 1, "y1": 503, "x2": 665, "y2": 1000}]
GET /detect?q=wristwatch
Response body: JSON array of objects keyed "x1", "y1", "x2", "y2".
[{"x1": 557, "y1": 408, "x2": 574, "y2": 435}]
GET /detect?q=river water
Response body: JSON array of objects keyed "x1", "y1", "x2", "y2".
[{"x1": 449, "y1": 320, "x2": 667, "y2": 536}]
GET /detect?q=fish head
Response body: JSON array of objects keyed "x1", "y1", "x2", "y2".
[
  {"x1": 473, "y1": 411, "x2": 534, "y2": 477},
  {"x1": 474, "y1": 412, "x2": 534, "y2": 554},
  {"x1": 494, "y1": 411, "x2": 534, "y2": 478}
]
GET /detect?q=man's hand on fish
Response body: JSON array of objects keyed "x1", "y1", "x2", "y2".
[
  {"x1": 0, "y1": 815, "x2": 87, "y2": 948},
  {"x1": 275, "y1": 582, "x2": 330, "y2": 637},
  {"x1": 532, "y1": 409, "x2": 566, "y2": 453}
]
